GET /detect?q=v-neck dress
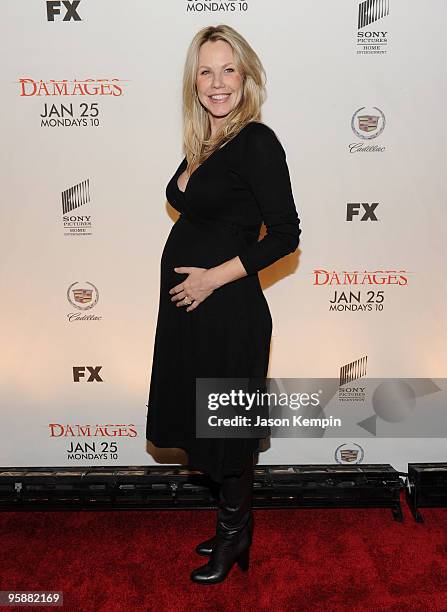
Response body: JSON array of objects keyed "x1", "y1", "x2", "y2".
[{"x1": 145, "y1": 121, "x2": 301, "y2": 483}]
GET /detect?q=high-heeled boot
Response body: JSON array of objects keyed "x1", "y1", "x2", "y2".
[
  {"x1": 195, "y1": 456, "x2": 254, "y2": 556},
  {"x1": 190, "y1": 456, "x2": 254, "y2": 584},
  {"x1": 195, "y1": 512, "x2": 254, "y2": 556}
]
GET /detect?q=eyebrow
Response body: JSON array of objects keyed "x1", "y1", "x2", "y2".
[{"x1": 198, "y1": 62, "x2": 234, "y2": 69}]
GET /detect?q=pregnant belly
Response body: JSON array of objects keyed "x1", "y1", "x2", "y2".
[
  {"x1": 161, "y1": 214, "x2": 244, "y2": 275},
  {"x1": 159, "y1": 214, "x2": 271, "y2": 325}
]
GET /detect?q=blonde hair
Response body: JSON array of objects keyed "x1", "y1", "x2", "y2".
[{"x1": 182, "y1": 24, "x2": 267, "y2": 173}]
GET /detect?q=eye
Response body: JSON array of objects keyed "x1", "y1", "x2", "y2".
[{"x1": 199, "y1": 68, "x2": 235, "y2": 76}]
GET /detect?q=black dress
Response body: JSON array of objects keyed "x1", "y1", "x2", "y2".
[{"x1": 146, "y1": 121, "x2": 301, "y2": 483}]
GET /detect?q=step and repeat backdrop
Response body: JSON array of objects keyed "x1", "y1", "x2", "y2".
[{"x1": 2, "y1": 0, "x2": 446, "y2": 470}]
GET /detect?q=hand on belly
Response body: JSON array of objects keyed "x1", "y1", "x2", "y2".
[{"x1": 169, "y1": 266, "x2": 216, "y2": 312}]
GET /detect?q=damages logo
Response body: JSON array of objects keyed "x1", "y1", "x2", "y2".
[
  {"x1": 312, "y1": 268, "x2": 409, "y2": 313},
  {"x1": 18, "y1": 77, "x2": 127, "y2": 128}
]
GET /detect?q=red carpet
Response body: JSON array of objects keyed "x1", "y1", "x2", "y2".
[{"x1": 1, "y1": 491, "x2": 447, "y2": 611}]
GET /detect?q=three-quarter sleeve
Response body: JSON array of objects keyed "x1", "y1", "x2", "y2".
[{"x1": 237, "y1": 123, "x2": 301, "y2": 276}]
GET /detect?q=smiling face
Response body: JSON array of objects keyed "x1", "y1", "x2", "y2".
[{"x1": 195, "y1": 39, "x2": 243, "y2": 134}]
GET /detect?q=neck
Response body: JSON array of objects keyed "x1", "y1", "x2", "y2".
[{"x1": 209, "y1": 115, "x2": 226, "y2": 139}]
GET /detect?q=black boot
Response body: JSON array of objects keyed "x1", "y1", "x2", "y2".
[
  {"x1": 190, "y1": 456, "x2": 254, "y2": 584},
  {"x1": 195, "y1": 513, "x2": 254, "y2": 556},
  {"x1": 195, "y1": 456, "x2": 254, "y2": 556},
  {"x1": 195, "y1": 476, "x2": 220, "y2": 556},
  {"x1": 195, "y1": 534, "x2": 216, "y2": 557}
]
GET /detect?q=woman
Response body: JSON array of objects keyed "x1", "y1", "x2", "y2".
[{"x1": 146, "y1": 24, "x2": 301, "y2": 584}]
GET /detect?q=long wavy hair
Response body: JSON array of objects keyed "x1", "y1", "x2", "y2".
[{"x1": 182, "y1": 25, "x2": 267, "y2": 174}]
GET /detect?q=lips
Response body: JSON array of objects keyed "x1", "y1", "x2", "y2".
[{"x1": 208, "y1": 93, "x2": 231, "y2": 103}]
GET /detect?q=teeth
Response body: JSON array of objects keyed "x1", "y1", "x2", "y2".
[{"x1": 210, "y1": 94, "x2": 230, "y2": 100}]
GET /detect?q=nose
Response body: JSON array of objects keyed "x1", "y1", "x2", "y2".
[{"x1": 211, "y1": 71, "x2": 224, "y2": 88}]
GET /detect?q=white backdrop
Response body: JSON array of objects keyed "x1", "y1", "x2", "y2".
[{"x1": 1, "y1": 0, "x2": 446, "y2": 470}]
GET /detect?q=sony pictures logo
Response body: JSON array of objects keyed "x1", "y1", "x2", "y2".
[
  {"x1": 339, "y1": 356, "x2": 367, "y2": 403},
  {"x1": 66, "y1": 281, "x2": 102, "y2": 322},
  {"x1": 350, "y1": 107, "x2": 386, "y2": 153},
  {"x1": 63, "y1": 179, "x2": 92, "y2": 236},
  {"x1": 356, "y1": 0, "x2": 389, "y2": 55}
]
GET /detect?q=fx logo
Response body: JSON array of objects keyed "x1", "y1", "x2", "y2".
[
  {"x1": 46, "y1": 1, "x2": 82, "y2": 22},
  {"x1": 73, "y1": 366, "x2": 103, "y2": 382},
  {"x1": 346, "y1": 202, "x2": 379, "y2": 221}
]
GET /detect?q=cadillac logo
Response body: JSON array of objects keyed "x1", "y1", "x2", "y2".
[
  {"x1": 67, "y1": 281, "x2": 99, "y2": 310},
  {"x1": 351, "y1": 107, "x2": 386, "y2": 139},
  {"x1": 335, "y1": 443, "x2": 364, "y2": 464}
]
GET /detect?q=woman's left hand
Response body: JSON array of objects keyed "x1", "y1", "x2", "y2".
[{"x1": 169, "y1": 266, "x2": 215, "y2": 312}]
